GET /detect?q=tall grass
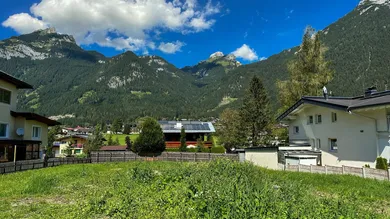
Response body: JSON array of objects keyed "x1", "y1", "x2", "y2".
[{"x1": 0, "y1": 160, "x2": 388, "y2": 218}]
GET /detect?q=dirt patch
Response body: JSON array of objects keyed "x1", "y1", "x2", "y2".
[{"x1": 11, "y1": 196, "x2": 74, "y2": 207}]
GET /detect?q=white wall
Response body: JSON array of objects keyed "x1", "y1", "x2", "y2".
[
  {"x1": 288, "y1": 105, "x2": 385, "y2": 167},
  {"x1": 245, "y1": 151, "x2": 278, "y2": 170}
]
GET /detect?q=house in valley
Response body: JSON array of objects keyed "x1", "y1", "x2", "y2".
[
  {"x1": 53, "y1": 135, "x2": 89, "y2": 157},
  {"x1": 158, "y1": 121, "x2": 215, "y2": 148},
  {"x1": 277, "y1": 87, "x2": 390, "y2": 167},
  {"x1": 0, "y1": 71, "x2": 60, "y2": 162}
]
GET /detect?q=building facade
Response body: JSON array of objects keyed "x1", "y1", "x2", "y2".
[
  {"x1": 0, "y1": 71, "x2": 59, "y2": 162},
  {"x1": 278, "y1": 88, "x2": 390, "y2": 167}
]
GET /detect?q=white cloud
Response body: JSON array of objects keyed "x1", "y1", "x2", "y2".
[
  {"x1": 232, "y1": 44, "x2": 258, "y2": 61},
  {"x1": 259, "y1": 57, "x2": 267, "y2": 61},
  {"x1": 2, "y1": 13, "x2": 48, "y2": 34},
  {"x1": 158, "y1": 41, "x2": 185, "y2": 54},
  {"x1": 2, "y1": 0, "x2": 221, "y2": 51}
]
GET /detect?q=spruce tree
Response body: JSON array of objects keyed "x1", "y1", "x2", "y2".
[
  {"x1": 125, "y1": 136, "x2": 132, "y2": 151},
  {"x1": 240, "y1": 76, "x2": 272, "y2": 147},
  {"x1": 107, "y1": 134, "x2": 114, "y2": 146},
  {"x1": 134, "y1": 117, "x2": 165, "y2": 154},
  {"x1": 179, "y1": 126, "x2": 187, "y2": 152},
  {"x1": 277, "y1": 26, "x2": 333, "y2": 112}
]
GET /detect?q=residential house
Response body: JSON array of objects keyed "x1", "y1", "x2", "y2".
[
  {"x1": 54, "y1": 135, "x2": 89, "y2": 156},
  {"x1": 277, "y1": 87, "x2": 390, "y2": 167},
  {"x1": 0, "y1": 71, "x2": 60, "y2": 162},
  {"x1": 158, "y1": 121, "x2": 215, "y2": 148}
]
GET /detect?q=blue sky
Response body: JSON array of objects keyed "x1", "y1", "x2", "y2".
[{"x1": 0, "y1": 0, "x2": 360, "y2": 68}]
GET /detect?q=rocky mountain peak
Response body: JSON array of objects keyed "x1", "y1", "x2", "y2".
[
  {"x1": 209, "y1": 51, "x2": 224, "y2": 58},
  {"x1": 359, "y1": 0, "x2": 390, "y2": 6}
]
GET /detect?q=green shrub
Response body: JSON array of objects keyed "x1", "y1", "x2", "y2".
[
  {"x1": 134, "y1": 117, "x2": 165, "y2": 154},
  {"x1": 376, "y1": 157, "x2": 388, "y2": 170}
]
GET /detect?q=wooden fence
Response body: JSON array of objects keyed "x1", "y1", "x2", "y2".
[
  {"x1": 0, "y1": 158, "x2": 91, "y2": 174},
  {"x1": 0, "y1": 152, "x2": 238, "y2": 175},
  {"x1": 91, "y1": 151, "x2": 239, "y2": 163},
  {"x1": 279, "y1": 163, "x2": 390, "y2": 181}
]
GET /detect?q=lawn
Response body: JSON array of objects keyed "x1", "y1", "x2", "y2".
[
  {"x1": 105, "y1": 134, "x2": 139, "y2": 145},
  {"x1": 1, "y1": 160, "x2": 389, "y2": 218}
]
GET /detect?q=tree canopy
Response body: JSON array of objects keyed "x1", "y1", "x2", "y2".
[{"x1": 134, "y1": 117, "x2": 165, "y2": 154}]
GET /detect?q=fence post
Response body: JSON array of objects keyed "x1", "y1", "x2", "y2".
[
  {"x1": 180, "y1": 153, "x2": 183, "y2": 162},
  {"x1": 110, "y1": 153, "x2": 112, "y2": 162},
  {"x1": 298, "y1": 164, "x2": 301, "y2": 172},
  {"x1": 325, "y1": 165, "x2": 328, "y2": 175},
  {"x1": 166, "y1": 152, "x2": 168, "y2": 161},
  {"x1": 124, "y1": 152, "x2": 126, "y2": 162},
  {"x1": 284, "y1": 163, "x2": 287, "y2": 171},
  {"x1": 362, "y1": 167, "x2": 366, "y2": 178},
  {"x1": 194, "y1": 153, "x2": 196, "y2": 162},
  {"x1": 387, "y1": 169, "x2": 390, "y2": 181},
  {"x1": 310, "y1": 164, "x2": 313, "y2": 173},
  {"x1": 342, "y1": 165, "x2": 345, "y2": 174}
]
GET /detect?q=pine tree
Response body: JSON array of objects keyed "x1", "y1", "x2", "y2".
[
  {"x1": 101, "y1": 121, "x2": 107, "y2": 134},
  {"x1": 107, "y1": 134, "x2": 114, "y2": 146},
  {"x1": 125, "y1": 136, "x2": 132, "y2": 151},
  {"x1": 112, "y1": 118, "x2": 122, "y2": 134},
  {"x1": 114, "y1": 137, "x2": 120, "y2": 145},
  {"x1": 277, "y1": 26, "x2": 333, "y2": 112},
  {"x1": 179, "y1": 126, "x2": 187, "y2": 152},
  {"x1": 240, "y1": 76, "x2": 273, "y2": 147},
  {"x1": 123, "y1": 124, "x2": 131, "y2": 135},
  {"x1": 134, "y1": 117, "x2": 165, "y2": 154}
]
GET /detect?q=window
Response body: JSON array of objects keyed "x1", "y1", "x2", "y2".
[
  {"x1": 0, "y1": 123, "x2": 8, "y2": 138},
  {"x1": 315, "y1": 114, "x2": 322, "y2": 124},
  {"x1": 307, "y1": 116, "x2": 313, "y2": 125},
  {"x1": 0, "y1": 88, "x2": 11, "y2": 104},
  {"x1": 330, "y1": 139, "x2": 338, "y2": 152},
  {"x1": 387, "y1": 115, "x2": 390, "y2": 131},
  {"x1": 332, "y1": 112, "x2": 337, "y2": 123},
  {"x1": 317, "y1": 139, "x2": 321, "y2": 149},
  {"x1": 32, "y1": 126, "x2": 42, "y2": 139},
  {"x1": 293, "y1": 126, "x2": 299, "y2": 134}
]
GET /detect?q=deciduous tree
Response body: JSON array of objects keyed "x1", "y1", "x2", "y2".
[
  {"x1": 84, "y1": 124, "x2": 104, "y2": 155},
  {"x1": 277, "y1": 26, "x2": 333, "y2": 112},
  {"x1": 217, "y1": 108, "x2": 246, "y2": 152}
]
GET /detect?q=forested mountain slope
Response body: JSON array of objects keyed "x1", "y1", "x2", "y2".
[{"x1": 0, "y1": 0, "x2": 389, "y2": 123}]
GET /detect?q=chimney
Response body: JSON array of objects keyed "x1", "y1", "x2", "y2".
[{"x1": 364, "y1": 86, "x2": 377, "y2": 97}]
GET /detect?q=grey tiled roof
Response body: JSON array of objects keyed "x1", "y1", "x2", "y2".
[{"x1": 277, "y1": 91, "x2": 390, "y2": 121}]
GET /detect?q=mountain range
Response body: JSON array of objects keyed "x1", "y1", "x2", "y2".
[{"x1": 0, "y1": 0, "x2": 389, "y2": 125}]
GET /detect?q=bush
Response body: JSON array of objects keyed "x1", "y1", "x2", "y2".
[
  {"x1": 376, "y1": 157, "x2": 388, "y2": 170},
  {"x1": 134, "y1": 117, "x2": 165, "y2": 154}
]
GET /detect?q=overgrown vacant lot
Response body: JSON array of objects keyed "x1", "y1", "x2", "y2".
[{"x1": 1, "y1": 160, "x2": 390, "y2": 218}]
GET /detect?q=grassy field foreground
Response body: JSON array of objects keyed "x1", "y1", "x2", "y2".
[{"x1": 1, "y1": 160, "x2": 390, "y2": 218}]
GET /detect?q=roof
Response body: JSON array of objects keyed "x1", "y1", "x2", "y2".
[
  {"x1": 56, "y1": 135, "x2": 107, "y2": 141},
  {"x1": 100, "y1": 146, "x2": 127, "y2": 151},
  {"x1": 0, "y1": 71, "x2": 33, "y2": 89},
  {"x1": 0, "y1": 139, "x2": 42, "y2": 144},
  {"x1": 56, "y1": 135, "x2": 90, "y2": 141},
  {"x1": 11, "y1": 111, "x2": 61, "y2": 126},
  {"x1": 159, "y1": 121, "x2": 216, "y2": 133},
  {"x1": 277, "y1": 90, "x2": 390, "y2": 121}
]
